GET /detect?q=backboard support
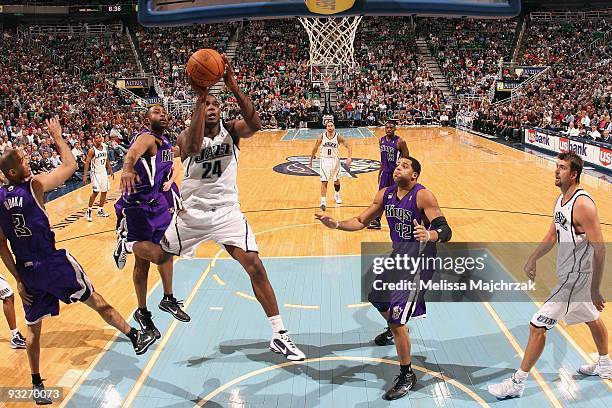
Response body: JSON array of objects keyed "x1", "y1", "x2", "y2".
[{"x1": 138, "y1": 0, "x2": 521, "y2": 27}]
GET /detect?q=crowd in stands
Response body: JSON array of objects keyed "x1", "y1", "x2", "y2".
[
  {"x1": 466, "y1": 18, "x2": 612, "y2": 146},
  {"x1": 219, "y1": 17, "x2": 453, "y2": 128},
  {"x1": 34, "y1": 31, "x2": 138, "y2": 80},
  {"x1": 0, "y1": 29, "x2": 156, "y2": 185},
  {"x1": 519, "y1": 19, "x2": 610, "y2": 65},
  {"x1": 134, "y1": 24, "x2": 235, "y2": 102},
  {"x1": 334, "y1": 17, "x2": 452, "y2": 126},
  {"x1": 419, "y1": 18, "x2": 517, "y2": 97},
  {"x1": 218, "y1": 19, "x2": 314, "y2": 129}
]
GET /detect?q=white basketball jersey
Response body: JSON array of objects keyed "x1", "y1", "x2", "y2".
[
  {"x1": 553, "y1": 189, "x2": 593, "y2": 277},
  {"x1": 320, "y1": 133, "x2": 339, "y2": 159},
  {"x1": 92, "y1": 144, "x2": 108, "y2": 174},
  {"x1": 181, "y1": 122, "x2": 239, "y2": 209}
]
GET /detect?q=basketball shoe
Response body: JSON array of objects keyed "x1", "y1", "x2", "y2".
[
  {"x1": 334, "y1": 191, "x2": 342, "y2": 204},
  {"x1": 134, "y1": 309, "x2": 161, "y2": 339},
  {"x1": 488, "y1": 376, "x2": 525, "y2": 399},
  {"x1": 383, "y1": 370, "x2": 417, "y2": 400},
  {"x1": 578, "y1": 358, "x2": 612, "y2": 379},
  {"x1": 10, "y1": 331, "x2": 26, "y2": 349},
  {"x1": 374, "y1": 326, "x2": 394, "y2": 346},
  {"x1": 269, "y1": 330, "x2": 305, "y2": 361},
  {"x1": 159, "y1": 296, "x2": 191, "y2": 322}
]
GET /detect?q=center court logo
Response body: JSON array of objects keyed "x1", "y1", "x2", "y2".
[{"x1": 273, "y1": 156, "x2": 380, "y2": 178}]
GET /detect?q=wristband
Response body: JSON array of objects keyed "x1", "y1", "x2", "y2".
[{"x1": 334, "y1": 220, "x2": 340, "y2": 229}]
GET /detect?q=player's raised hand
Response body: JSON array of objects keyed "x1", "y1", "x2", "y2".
[
  {"x1": 413, "y1": 219, "x2": 430, "y2": 241},
  {"x1": 222, "y1": 53, "x2": 239, "y2": 93},
  {"x1": 524, "y1": 257, "x2": 537, "y2": 281},
  {"x1": 45, "y1": 117, "x2": 62, "y2": 140},
  {"x1": 315, "y1": 213, "x2": 339, "y2": 229},
  {"x1": 121, "y1": 169, "x2": 140, "y2": 195}
]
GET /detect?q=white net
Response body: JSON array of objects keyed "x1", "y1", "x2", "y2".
[{"x1": 299, "y1": 16, "x2": 363, "y2": 68}]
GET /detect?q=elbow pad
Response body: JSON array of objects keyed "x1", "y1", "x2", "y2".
[{"x1": 430, "y1": 216, "x2": 452, "y2": 243}]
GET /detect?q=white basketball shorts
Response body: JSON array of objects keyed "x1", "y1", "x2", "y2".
[
  {"x1": 91, "y1": 172, "x2": 109, "y2": 193},
  {"x1": 320, "y1": 157, "x2": 340, "y2": 182},
  {"x1": 530, "y1": 272, "x2": 599, "y2": 330},
  {"x1": 161, "y1": 204, "x2": 258, "y2": 258}
]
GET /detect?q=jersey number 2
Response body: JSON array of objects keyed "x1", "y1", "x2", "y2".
[
  {"x1": 12, "y1": 214, "x2": 32, "y2": 237},
  {"x1": 201, "y1": 161, "x2": 222, "y2": 179}
]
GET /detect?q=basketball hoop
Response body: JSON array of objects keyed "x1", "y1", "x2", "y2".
[{"x1": 299, "y1": 16, "x2": 363, "y2": 68}]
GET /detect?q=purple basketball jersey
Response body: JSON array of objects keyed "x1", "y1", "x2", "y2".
[
  {"x1": 370, "y1": 182, "x2": 436, "y2": 323},
  {"x1": 0, "y1": 180, "x2": 94, "y2": 324},
  {"x1": 122, "y1": 129, "x2": 174, "y2": 204},
  {"x1": 383, "y1": 183, "x2": 429, "y2": 243},
  {"x1": 0, "y1": 180, "x2": 56, "y2": 261},
  {"x1": 115, "y1": 129, "x2": 174, "y2": 244},
  {"x1": 380, "y1": 135, "x2": 400, "y2": 173}
]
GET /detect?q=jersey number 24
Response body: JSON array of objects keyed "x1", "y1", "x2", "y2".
[{"x1": 202, "y1": 160, "x2": 222, "y2": 179}]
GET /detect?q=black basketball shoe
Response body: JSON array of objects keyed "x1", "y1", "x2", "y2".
[
  {"x1": 132, "y1": 329, "x2": 157, "y2": 355},
  {"x1": 374, "y1": 326, "x2": 394, "y2": 346},
  {"x1": 159, "y1": 297, "x2": 191, "y2": 322},
  {"x1": 134, "y1": 309, "x2": 161, "y2": 339},
  {"x1": 383, "y1": 370, "x2": 417, "y2": 400}
]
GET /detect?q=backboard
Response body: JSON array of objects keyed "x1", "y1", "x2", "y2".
[{"x1": 138, "y1": 0, "x2": 521, "y2": 27}]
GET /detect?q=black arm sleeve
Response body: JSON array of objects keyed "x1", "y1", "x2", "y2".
[{"x1": 430, "y1": 216, "x2": 452, "y2": 243}]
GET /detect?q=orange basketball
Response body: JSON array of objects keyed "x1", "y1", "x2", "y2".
[{"x1": 186, "y1": 48, "x2": 225, "y2": 87}]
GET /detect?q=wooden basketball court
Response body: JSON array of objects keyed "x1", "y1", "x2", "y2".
[{"x1": 1, "y1": 127, "x2": 610, "y2": 407}]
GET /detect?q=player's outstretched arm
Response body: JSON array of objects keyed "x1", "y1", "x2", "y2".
[
  {"x1": 34, "y1": 118, "x2": 78, "y2": 193},
  {"x1": 0, "y1": 227, "x2": 33, "y2": 305},
  {"x1": 316, "y1": 188, "x2": 385, "y2": 231},
  {"x1": 83, "y1": 147, "x2": 94, "y2": 185},
  {"x1": 338, "y1": 136, "x2": 352, "y2": 167},
  {"x1": 223, "y1": 54, "x2": 262, "y2": 139},
  {"x1": 573, "y1": 196, "x2": 606, "y2": 311},
  {"x1": 121, "y1": 133, "x2": 156, "y2": 194},
  {"x1": 178, "y1": 81, "x2": 209, "y2": 160}
]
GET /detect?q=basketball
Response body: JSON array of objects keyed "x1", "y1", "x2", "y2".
[{"x1": 186, "y1": 48, "x2": 225, "y2": 87}]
